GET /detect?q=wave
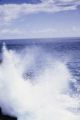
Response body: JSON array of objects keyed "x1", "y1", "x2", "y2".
[{"x1": 0, "y1": 43, "x2": 80, "y2": 120}]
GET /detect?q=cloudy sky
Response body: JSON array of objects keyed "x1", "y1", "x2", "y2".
[{"x1": 0, "y1": 0, "x2": 80, "y2": 39}]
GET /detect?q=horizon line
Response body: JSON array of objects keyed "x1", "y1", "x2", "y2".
[{"x1": 0, "y1": 36, "x2": 80, "y2": 41}]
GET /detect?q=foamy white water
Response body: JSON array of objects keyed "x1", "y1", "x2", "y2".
[{"x1": 0, "y1": 44, "x2": 80, "y2": 120}]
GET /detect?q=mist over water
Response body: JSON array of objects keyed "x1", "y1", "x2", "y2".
[{"x1": 0, "y1": 41, "x2": 80, "y2": 120}]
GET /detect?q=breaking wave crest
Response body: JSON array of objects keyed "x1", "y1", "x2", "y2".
[{"x1": 0, "y1": 43, "x2": 80, "y2": 120}]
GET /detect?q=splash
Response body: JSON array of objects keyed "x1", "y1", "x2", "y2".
[{"x1": 0, "y1": 43, "x2": 80, "y2": 120}]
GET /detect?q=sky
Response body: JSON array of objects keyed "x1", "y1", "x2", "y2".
[{"x1": 0, "y1": 0, "x2": 80, "y2": 39}]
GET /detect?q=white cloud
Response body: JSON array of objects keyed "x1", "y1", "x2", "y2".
[
  {"x1": 0, "y1": 26, "x2": 80, "y2": 39},
  {"x1": 2, "y1": 28, "x2": 52, "y2": 37},
  {"x1": 33, "y1": 28, "x2": 56, "y2": 33},
  {"x1": 59, "y1": 0, "x2": 73, "y2": 2},
  {"x1": 0, "y1": 0, "x2": 80, "y2": 22},
  {"x1": 0, "y1": 28, "x2": 22, "y2": 35},
  {"x1": 0, "y1": 27, "x2": 30, "y2": 39},
  {"x1": 72, "y1": 26, "x2": 80, "y2": 32}
]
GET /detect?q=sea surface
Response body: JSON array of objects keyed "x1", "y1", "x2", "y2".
[{"x1": 0, "y1": 38, "x2": 80, "y2": 120}]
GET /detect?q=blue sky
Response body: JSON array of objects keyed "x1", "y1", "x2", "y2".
[
  {"x1": 0, "y1": 0, "x2": 80, "y2": 39},
  {"x1": 0, "y1": 0, "x2": 41, "y2": 4}
]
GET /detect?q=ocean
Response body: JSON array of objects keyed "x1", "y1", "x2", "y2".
[{"x1": 0, "y1": 38, "x2": 80, "y2": 120}]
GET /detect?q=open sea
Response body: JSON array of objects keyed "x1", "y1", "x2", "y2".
[{"x1": 0, "y1": 38, "x2": 80, "y2": 120}]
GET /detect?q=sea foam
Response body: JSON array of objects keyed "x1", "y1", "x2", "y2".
[{"x1": 0, "y1": 43, "x2": 80, "y2": 120}]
